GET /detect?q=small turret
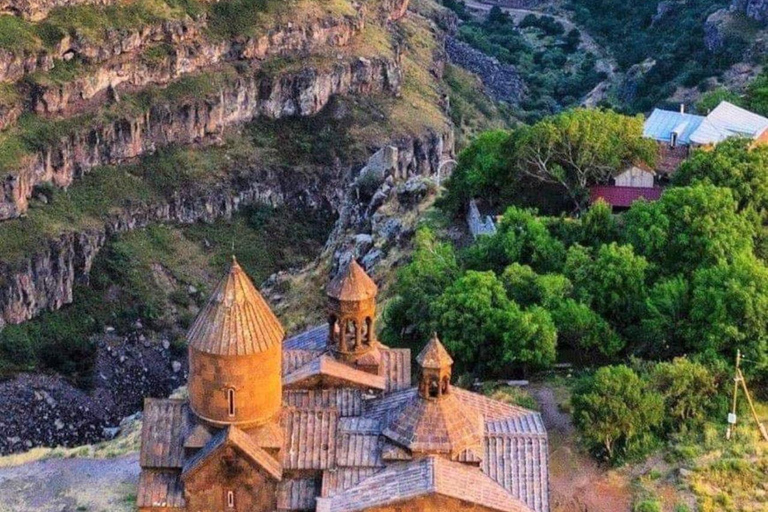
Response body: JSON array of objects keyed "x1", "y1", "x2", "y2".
[
  {"x1": 416, "y1": 333, "x2": 454, "y2": 400},
  {"x1": 326, "y1": 260, "x2": 378, "y2": 363}
]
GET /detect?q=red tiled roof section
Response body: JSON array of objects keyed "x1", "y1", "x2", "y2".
[
  {"x1": 415, "y1": 333, "x2": 453, "y2": 369},
  {"x1": 382, "y1": 392, "x2": 482, "y2": 456},
  {"x1": 326, "y1": 260, "x2": 378, "y2": 301},
  {"x1": 315, "y1": 456, "x2": 534, "y2": 512},
  {"x1": 140, "y1": 399, "x2": 189, "y2": 469},
  {"x1": 590, "y1": 186, "x2": 662, "y2": 208},
  {"x1": 186, "y1": 257, "x2": 284, "y2": 355}
]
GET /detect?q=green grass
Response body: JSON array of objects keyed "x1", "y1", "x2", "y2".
[{"x1": 0, "y1": 15, "x2": 42, "y2": 54}]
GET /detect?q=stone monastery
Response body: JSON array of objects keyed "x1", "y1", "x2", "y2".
[{"x1": 137, "y1": 258, "x2": 549, "y2": 512}]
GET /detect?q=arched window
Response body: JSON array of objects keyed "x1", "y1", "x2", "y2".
[
  {"x1": 329, "y1": 315, "x2": 338, "y2": 343},
  {"x1": 227, "y1": 490, "x2": 235, "y2": 508},
  {"x1": 365, "y1": 317, "x2": 373, "y2": 345},
  {"x1": 441, "y1": 376, "x2": 450, "y2": 395},
  {"x1": 345, "y1": 320, "x2": 358, "y2": 349},
  {"x1": 428, "y1": 377, "x2": 440, "y2": 399},
  {"x1": 227, "y1": 388, "x2": 236, "y2": 417}
]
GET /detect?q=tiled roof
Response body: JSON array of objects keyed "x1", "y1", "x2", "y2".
[
  {"x1": 182, "y1": 426, "x2": 282, "y2": 481},
  {"x1": 382, "y1": 392, "x2": 483, "y2": 456},
  {"x1": 283, "y1": 355, "x2": 387, "y2": 391},
  {"x1": 282, "y1": 408, "x2": 338, "y2": 470},
  {"x1": 315, "y1": 456, "x2": 534, "y2": 512},
  {"x1": 326, "y1": 260, "x2": 378, "y2": 301},
  {"x1": 140, "y1": 399, "x2": 189, "y2": 469},
  {"x1": 137, "y1": 470, "x2": 185, "y2": 509},
  {"x1": 363, "y1": 388, "x2": 419, "y2": 423},
  {"x1": 283, "y1": 325, "x2": 329, "y2": 351},
  {"x1": 284, "y1": 349, "x2": 323, "y2": 375},
  {"x1": 284, "y1": 389, "x2": 364, "y2": 417},
  {"x1": 321, "y1": 468, "x2": 379, "y2": 498},
  {"x1": 416, "y1": 333, "x2": 453, "y2": 369},
  {"x1": 187, "y1": 258, "x2": 284, "y2": 355},
  {"x1": 378, "y1": 348, "x2": 412, "y2": 392},
  {"x1": 246, "y1": 420, "x2": 284, "y2": 450},
  {"x1": 484, "y1": 435, "x2": 550, "y2": 512},
  {"x1": 278, "y1": 478, "x2": 320, "y2": 511},
  {"x1": 336, "y1": 417, "x2": 384, "y2": 468},
  {"x1": 590, "y1": 186, "x2": 662, "y2": 208},
  {"x1": 452, "y1": 388, "x2": 546, "y2": 431}
]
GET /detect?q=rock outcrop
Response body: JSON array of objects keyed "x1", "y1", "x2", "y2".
[
  {"x1": 445, "y1": 36, "x2": 524, "y2": 103},
  {"x1": 0, "y1": 0, "x2": 113, "y2": 20},
  {"x1": 0, "y1": 56, "x2": 402, "y2": 221},
  {"x1": 732, "y1": 0, "x2": 768, "y2": 22},
  {"x1": 28, "y1": 12, "x2": 366, "y2": 116},
  {"x1": 0, "y1": 126, "x2": 451, "y2": 330}
]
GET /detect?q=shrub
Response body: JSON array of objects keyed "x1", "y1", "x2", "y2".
[
  {"x1": 572, "y1": 365, "x2": 664, "y2": 463},
  {"x1": 649, "y1": 357, "x2": 717, "y2": 430}
]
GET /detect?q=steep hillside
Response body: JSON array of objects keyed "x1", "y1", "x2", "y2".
[{"x1": 0, "y1": 0, "x2": 511, "y2": 455}]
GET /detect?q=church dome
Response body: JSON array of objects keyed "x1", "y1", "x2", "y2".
[
  {"x1": 188, "y1": 258, "x2": 284, "y2": 428},
  {"x1": 187, "y1": 258, "x2": 284, "y2": 355}
]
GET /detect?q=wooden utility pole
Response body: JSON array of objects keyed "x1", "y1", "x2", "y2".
[{"x1": 726, "y1": 350, "x2": 768, "y2": 442}]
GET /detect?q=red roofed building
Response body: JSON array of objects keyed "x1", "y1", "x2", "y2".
[
  {"x1": 590, "y1": 185, "x2": 662, "y2": 210},
  {"x1": 137, "y1": 259, "x2": 550, "y2": 512}
]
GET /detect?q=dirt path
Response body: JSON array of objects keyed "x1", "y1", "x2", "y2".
[
  {"x1": 0, "y1": 454, "x2": 139, "y2": 512},
  {"x1": 530, "y1": 384, "x2": 633, "y2": 512},
  {"x1": 462, "y1": 0, "x2": 618, "y2": 106}
]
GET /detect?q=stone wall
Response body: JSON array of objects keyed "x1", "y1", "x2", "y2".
[{"x1": 445, "y1": 37, "x2": 524, "y2": 103}]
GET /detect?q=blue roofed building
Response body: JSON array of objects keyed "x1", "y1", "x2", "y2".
[{"x1": 643, "y1": 102, "x2": 768, "y2": 174}]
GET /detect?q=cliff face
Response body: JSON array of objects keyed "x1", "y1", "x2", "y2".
[
  {"x1": 0, "y1": 127, "x2": 452, "y2": 330},
  {"x1": 732, "y1": 0, "x2": 768, "y2": 22},
  {"x1": 0, "y1": 56, "x2": 402, "y2": 220},
  {"x1": 28, "y1": 12, "x2": 365, "y2": 116}
]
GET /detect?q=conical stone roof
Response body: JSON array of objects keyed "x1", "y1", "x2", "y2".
[
  {"x1": 326, "y1": 260, "x2": 378, "y2": 301},
  {"x1": 187, "y1": 257, "x2": 284, "y2": 355},
  {"x1": 416, "y1": 333, "x2": 453, "y2": 369}
]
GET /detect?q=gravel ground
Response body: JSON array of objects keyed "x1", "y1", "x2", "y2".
[{"x1": 0, "y1": 454, "x2": 139, "y2": 512}]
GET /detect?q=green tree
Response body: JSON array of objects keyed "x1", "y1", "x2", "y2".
[
  {"x1": 649, "y1": 358, "x2": 717, "y2": 429},
  {"x1": 463, "y1": 206, "x2": 566, "y2": 273},
  {"x1": 0, "y1": 326, "x2": 36, "y2": 370},
  {"x1": 382, "y1": 227, "x2": 460, "y2": 349},
  {"x1": 578, "y1": 199, "x2": 620, "y2": 247},
  {"x1": 512, "y1": 109, "x2": 657, "y2": 209},
  {"x1": 572, "y1": 365, "x2": 664, "y2": 462},
  {"x1": 500, "y1": 263, "x2": 572, "y2": 307},
  {"x1": 550, "y1": 298, "x2": 624, "y2": 358},
  {"x1": 439, "y1": 130, "x2": 512, "y2": 215},
  {"x1": 432, "y1": 271, "x2": 556, "y2": 375},
  {"x1": 638, "y1": 276, "x2": 690, "y2": 358},
  {"x1": 696, "y1": 88, "x2": 743, "y2": 114},
  {"x1": 565, "y1": 242, "x2": 649, "y2": 329},
  {"x1": 746, "y1": 69, "x2": 768, "y2": 117},
  {"x1": 623, "y1": 184, "x2": 754, "y2": 274},
  {"x1": 688, "y1": 255, "x2": 768, "y2": 373},
  {"x1": 673, "y1": 140, "x2": 768, "y2": 218}
]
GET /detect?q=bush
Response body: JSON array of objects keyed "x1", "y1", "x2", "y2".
[
  {"x1": 0, "y1": 326, "x2": 36, "y2": 368},
  {"x1": 649, "y1": 358, "x2": 718, "y2": 430},
  {"x1": 634, "y1": 500, "x2": 662, "y2": 512},
  {"x1": 572, "y1": 365, "x2": 664, "y2": 463}
]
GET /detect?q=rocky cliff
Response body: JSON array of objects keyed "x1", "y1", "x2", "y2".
[
  {"x1": 732, "y1": 0, "x2": 768, "y2": 22},
  {"x1": 0, "y1": 56, "x2": 402, "y2": 220},
  {"x1": 0, "y1": 124, "x2": 452, "y2": 330}
]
